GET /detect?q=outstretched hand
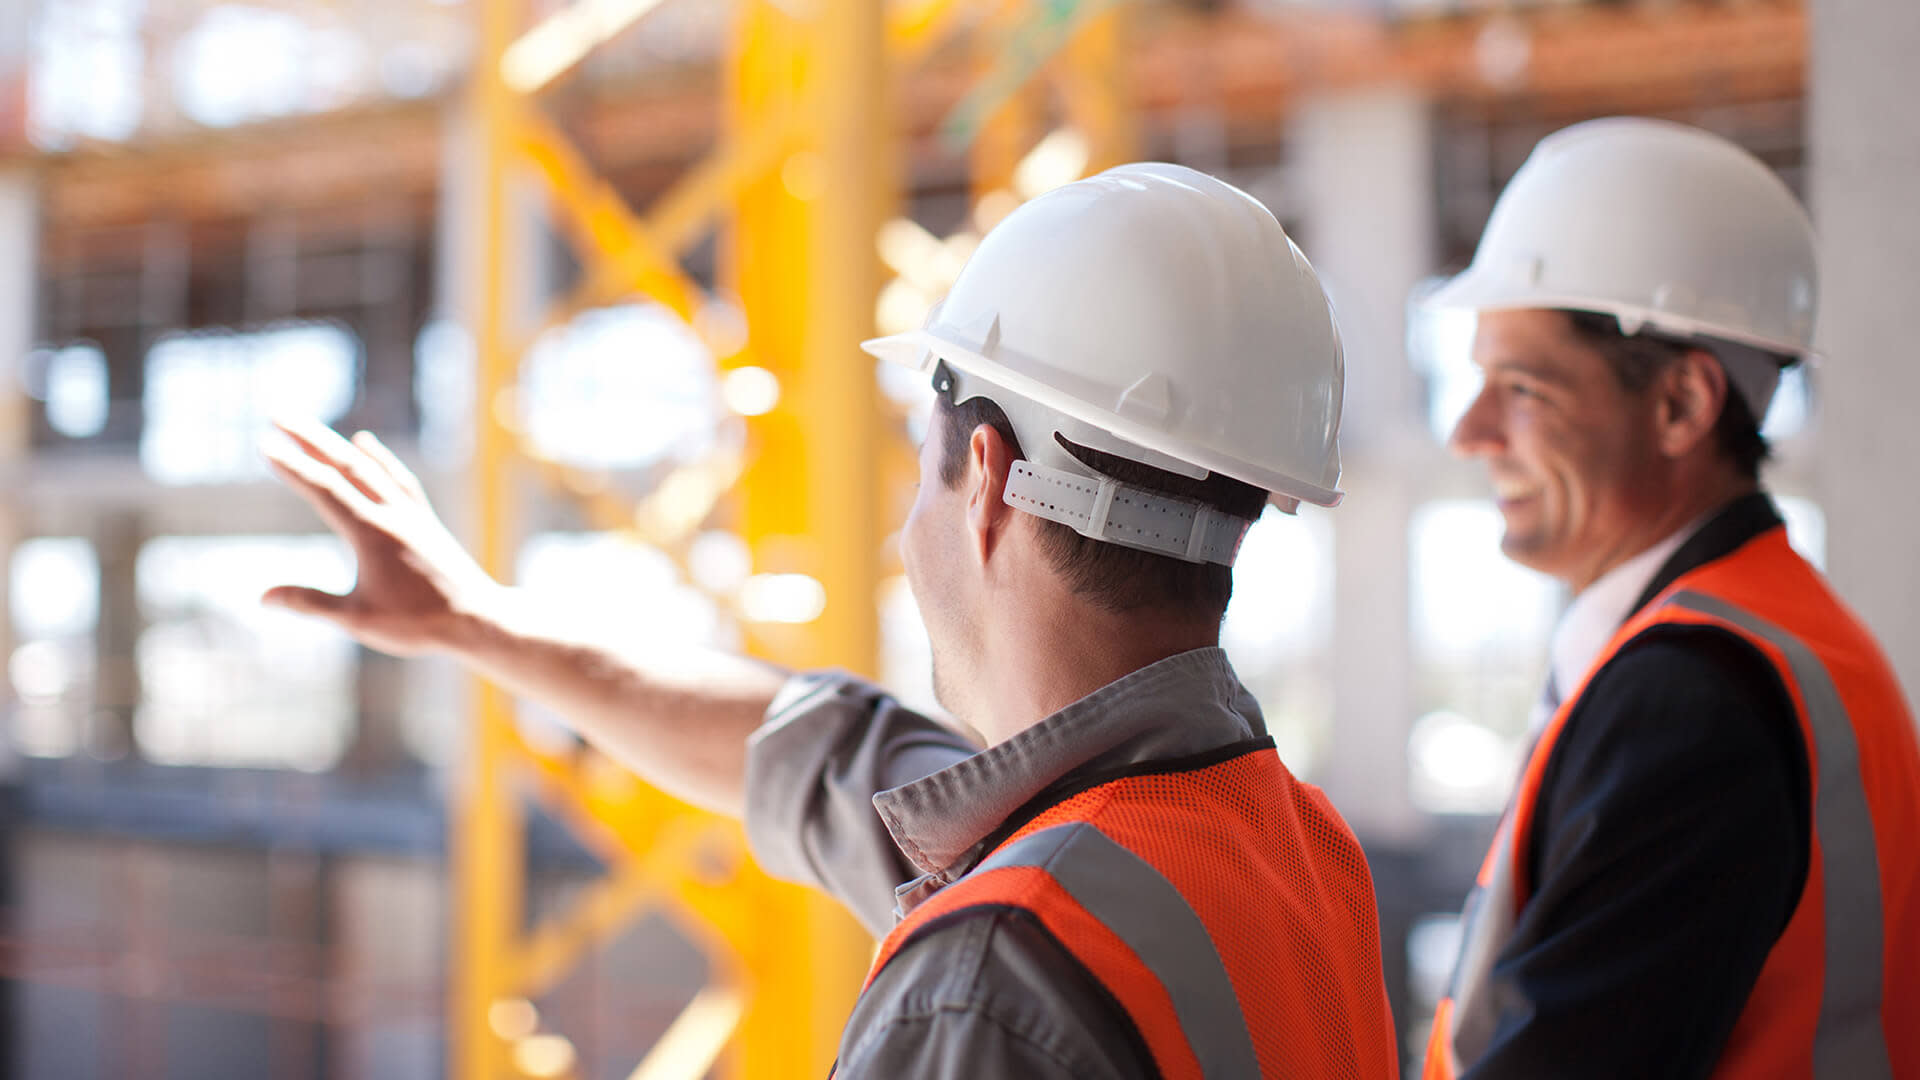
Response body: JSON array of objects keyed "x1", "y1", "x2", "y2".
[{"x1": 262, "y1": 418, "x2": 502, "y2": 658}]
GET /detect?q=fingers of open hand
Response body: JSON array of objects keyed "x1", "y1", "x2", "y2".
[
  {"x1": 274, "y1": 416, "x2": 404, "y2": 505},
  {"x1": 264, "y1": 442, "x2": 389, "y2": 540},
  {"x1": 261, "y1": 584, "x2": 352, "y2": 620},
  {"x1": 352, "y1": 431, "x2": 428, "y2": 505}
]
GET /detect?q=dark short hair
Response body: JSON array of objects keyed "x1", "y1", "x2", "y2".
[
  {"x1": 936, "y1": 392, "x2": 1267, "y2": 621},
  {"x1": 1562, "y1": 310, "x2": 1773, "y2": 479}
]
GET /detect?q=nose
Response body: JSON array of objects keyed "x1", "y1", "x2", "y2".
[{"x1": 1448, "y1": 384, "x2": 1504, "y2": 458}]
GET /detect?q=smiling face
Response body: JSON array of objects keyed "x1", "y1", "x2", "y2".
[{"x1": 1448, "y1": 309, "x2": 1673, "y2": 590}]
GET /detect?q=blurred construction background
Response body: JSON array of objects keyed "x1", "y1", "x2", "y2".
[{"x1": 0, "y1": 0, "x2": 1915, "y2": 1076}]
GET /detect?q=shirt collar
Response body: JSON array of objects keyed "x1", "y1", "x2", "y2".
[
  {"x1": 872, "y1": 647, "x2": 1262, "y2": 908},
  {"x1": 1544, "y1": 516, "x2": 1710, "y2": 721}
]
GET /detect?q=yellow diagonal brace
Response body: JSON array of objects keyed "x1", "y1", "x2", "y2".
[
  {"x1": 645, "y1": 120, "x2": 798, "y2": 261},
  {"x1": 626, "y1": 987, "x2": 748, "y2": 1080},
  {"x1": 510, "y1": 862, "x2": 662, "y2": 997},
  {"x1": 510, "y1": 732, "x2": 699, "y2": 852},
  {"x1": 512, "y1": 739, "x2": 648, "y2": 865},
  {"x1": 630, "y1": 447, "x2": 747, "y2": 549},
  {"x1": 508, "y1": 818, "x2": 733, "y2": 998},
  {"x1": 512, "y1": 111, "x2": 702, "y2": 320},
  {"x1": 502, "y1": 0, "x2": 677, "y2": 94},
  {"x1": 885, "y1": 0, "x2": 970, "y2": 63},
  {"x1": 941, "y1": 0, "x2": 1118, "y2": 152},
  {"x1": 520, "y1": 443, "x2": 747, "y2": 558},
  {"x1": 1057, "y1": 3, "x2": 1137, "y2": 173}
]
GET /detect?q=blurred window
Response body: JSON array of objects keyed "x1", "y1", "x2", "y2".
[
  {"x1": 25, "y1": 343, "x2": 111, "y2": 439},
  {"x1": 8, "y1": 538, "x2": 100, "y2": 759},
  {"x1": 142, "y1": 323, "x2": 360, "y2": 485},
  {"x1": 502, "y1": 532, "x2": 733, "y2": 756},
  {"x1": 1775, "y1": 494, "x2": 1827, "y2": 569},
  {"x1": 134, "y1": 536, "x2": 356, "y2": 770},
  {"x1": 1763, "y1": 366, "x2": 1812, "y2": 441},
  {"x1": 1408, "y1": 500, "x2": 1560, "y2": 814},
  {"x1": 400, "y1": 531, "x2": 739, "y2": 766},
  {"x1": 875, "y1": 358, "x2": 938, "y2": 448},
  {"x1": 1220, "y1": 506, "x2": 1335, "y2": 780},
  {"x1": 172, "y1": 5, "x2": 366, "y2": 128},
  {"x1": 1406, "y1": 912, "x2": 1464, "y2": 1018},
  {"x1": 414, "y1": 318, "x2": 475, "y2": 469},
  {"x1": 28, "y1": 0, "x2": 145, "y2": 148},
  {"x1": 1407, "y1": 287, "x2": 1481, "y2": 443},
  {"x1": 878, "y1": 574, "x2": 940, "y2": 721},
  {"x1": 518, "y1": 305, "x2": 719, "y2": 471}
]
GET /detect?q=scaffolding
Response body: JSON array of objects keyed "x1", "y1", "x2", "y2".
[{"x1": 449, "y1": 0, "x2": 1133, "y2": 1076}]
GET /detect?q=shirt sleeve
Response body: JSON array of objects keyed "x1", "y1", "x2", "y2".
[
  {"x1": 1463, "y1": 627, "x2": 1810, "y2": 1080},
  {"x1": 834, "y1": 909, "x2": 1152, "y2": 1080},
  {"x1": 743, "y1": 671, "x2": 978, "y2": 936}
]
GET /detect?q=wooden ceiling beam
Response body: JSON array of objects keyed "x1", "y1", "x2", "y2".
[{"x1": 32, "y1": 3, "x2": 1804, "y2": 242}]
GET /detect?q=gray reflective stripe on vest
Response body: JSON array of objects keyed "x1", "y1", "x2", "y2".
[
  {"x1": 973, "y1": 822, "x2": 1261, "y2": 1078},
  {"x1": 1667, "y1": 590, "x2": 1892, "y2": 1080},
  {"x1": 1442, "y1": 818, "x2": 1517, "y2": 1069}
]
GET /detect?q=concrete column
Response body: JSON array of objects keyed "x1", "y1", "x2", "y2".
[
  {"x1": 90, "y1": 511, "x2": 144, "y2": 762},
  {"x1": 1809, "y1": 2, "x2": 1920, "y2": 704},
  {"x1": 0, "y1": 169, "x2": 38, "y2": 779},
  {"x1": 1291, "y1": 88, "x2": 1435, "y2": 450},
  {"x1": 1290, "y1": 89, "x2": 1436, "y2": 842},
  {"x1": 0, "y1": 177, "x2": 32, "y2": 1080},
  {"x1": 436, "y1": 101, "x2": 554, "y2": 352}
]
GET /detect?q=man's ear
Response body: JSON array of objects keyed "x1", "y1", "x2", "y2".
[
  {"x1": 1653, "y1": 348, "x2": 1727, "y2": 459},
  {"x1": 965, "y1": 422, "x2": 1018, "y2": 563}
]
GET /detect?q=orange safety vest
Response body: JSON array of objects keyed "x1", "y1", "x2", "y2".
[
  {"x1": 857, "y1": 741, "x2": 1400, "y2": 1079},
  {"x1": 1424, "y1": 526, "x2": 1920, "y2": 1080}
]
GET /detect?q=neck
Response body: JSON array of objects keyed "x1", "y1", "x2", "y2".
[
  {"x1": 1566, "y1": 471, "x2": 1758, "y2": 594},
  {"x1": 967, "y1": 578, "x2": 1219, "y2": 747}
]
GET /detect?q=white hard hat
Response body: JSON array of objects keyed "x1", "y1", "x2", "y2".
[
  {"x1": 864, "y1": 163, "x2": 1345, "y2": 564},
  {"x1": 1424, "y1": 117, "x2": 1817, "y2": 416}
]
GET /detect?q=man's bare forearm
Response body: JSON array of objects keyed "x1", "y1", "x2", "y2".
[
  {"x1": 447, "y1": 586, "x2": 789, "y2": 818},
  {"x1": 256, "y1": 422, "x2": 785, "y2": 813}
]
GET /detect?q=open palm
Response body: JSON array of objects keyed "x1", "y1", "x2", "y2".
[{"x1": 262, "y1": 417, "x2": 502, "y2": 658}]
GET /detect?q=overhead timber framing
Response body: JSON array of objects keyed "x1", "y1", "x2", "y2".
[{"x1": 30, "y1": 2, "x2": 1808, "y2": 249}]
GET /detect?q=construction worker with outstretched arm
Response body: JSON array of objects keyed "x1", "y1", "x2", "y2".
[
  {"x1": 1420, "y1": 118, "x2": 1920, "y2": 1080},
  {"x1": 266, "y1": 164, "x2": 1399, "y2": 1079}
]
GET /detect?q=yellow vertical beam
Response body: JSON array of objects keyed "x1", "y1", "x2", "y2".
[
  {"x1": 792, "y1": 0, "x2": 894, "y2": 1059},
  {"x1": 724, "y1": 0, "x2": 888, "y2": 1077},
  {"x1": 728, "y1": 0, "x2": 808, "y2": 602},
  {"x1": 806, "y1": 0, "x2": 889, "y2": 676},
  {"x1": 1061, "y1": 3, "x2": 1138, "y2": 173},
  {"x1": 455, "y1": 0, "x2": 522, "y2": 1076},
  {"x1": 971, "y1": 0, "x2": 1043, "y2": 204}
]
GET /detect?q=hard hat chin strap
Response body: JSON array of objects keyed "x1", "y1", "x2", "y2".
[{"x1": 1003, "y1": 459, "x2": 1252, "y2": 566}]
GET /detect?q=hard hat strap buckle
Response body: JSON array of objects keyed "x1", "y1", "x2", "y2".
[{"x1": 1003, "y1": 459, "x2": 1252, "y2": 566}]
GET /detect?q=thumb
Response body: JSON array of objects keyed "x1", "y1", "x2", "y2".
[{"x1": 262, "y1": 585, "x2": 355, "y2": 620}]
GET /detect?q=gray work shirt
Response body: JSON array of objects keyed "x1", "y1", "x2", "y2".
[{"x1": 744, "y1": 647, "x2": 1268, "y2": 1078}]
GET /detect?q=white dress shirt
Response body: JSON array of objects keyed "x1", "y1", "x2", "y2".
[{"x1": 1530, "y1": 518, "x2": 1708, "y2": 732}]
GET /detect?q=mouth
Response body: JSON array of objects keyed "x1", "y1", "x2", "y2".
[{"x1": 1489, "y1": 478, "x2": 1540, "y2": 511}]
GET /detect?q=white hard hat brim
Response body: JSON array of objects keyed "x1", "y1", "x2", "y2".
[
  {"x1": 1421, "y1": 266, "x2": 1820, "y2": 366},
  {"x1": 862, "y1": 328, "x2": 1345, "y2": 508},
  {"x1": 861, "y1": 329, "x2": 940, "y2": 373}
]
